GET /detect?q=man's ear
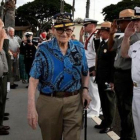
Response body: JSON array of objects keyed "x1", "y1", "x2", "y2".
[{"x1": 73, "y1": 26, "x2": 75, "y2": 31}]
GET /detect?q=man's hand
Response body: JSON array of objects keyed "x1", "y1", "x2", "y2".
[
  {"x1": 124, "y1": 21, "x2": 136, "y2": 38},
  {"x1": 110, "y1": 20, "x2": 118, "y2": 35},
  {"x1": 13, "y1": 52, "x2": 18, "y2": 58},
  {"x1": 109, "y1": 83, "x2": 114, "y2": 91},
  {"x1": 27, "y1": 103, "x2": 38, "y2": 130},
  {"x1": 80, "y1": 26, "x2": 85, "y2": 37},
  {"x1": 0, "y1": 28, "x2": 6, "y2": 40},
  {"x1": 82, "y1": 89, "x2": 92, "y2": 109},
  {"x1": 28, "y1": 42, "x2": 33, "y2": 46}
]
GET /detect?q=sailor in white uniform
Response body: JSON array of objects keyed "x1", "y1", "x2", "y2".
[
  {"x1": 121, "y1": 7, "x2": 140, "y2": 140},
  {"x1": 79, "y1": 18, "x2": 101, "y2": 118}
]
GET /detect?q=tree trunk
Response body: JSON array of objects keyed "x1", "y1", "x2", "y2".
[
  {"x1": 60, "y1": 0, "x2": 64, "y2": 13},
  {"x1": 4, "y1": 0, "x2": 15, "y2": 28},
  {"x1": 0, "y1": 0, "x2": 4, "y2": 20},
  {"x1": 85, "y1": 0, "x2": 90, "y2": 18},
  {"x1": 72, "y1": 0, "x2": 75, "y2": 19}
]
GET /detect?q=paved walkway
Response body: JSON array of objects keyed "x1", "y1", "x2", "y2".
[{"x1": 1, "y1": 81, "x2": 113, "y2": 140}]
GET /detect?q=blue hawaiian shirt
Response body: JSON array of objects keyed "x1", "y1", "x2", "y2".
[{"x1": 30, "y1": 37, "x2": 88, "y2": 94}]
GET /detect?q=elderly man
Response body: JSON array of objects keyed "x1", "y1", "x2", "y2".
[
  {"x1": 108, "y1": 9, "x2": 140, "y2": 140},
  {"x1": 27, "y1": 13, "x2": 91, "y2": 140},
  {"x1": 121, "y1": 7, "x2": 140, "y2": 140},
  {"x1": 95, "y1": 22, "x2": 116, "y2": 133},
  {"x1": 79, "y1": 18, "x2": 101, "y2": 118},
  {"x1": 7, "y1": 27, "x2": 21, "y2": 89}
]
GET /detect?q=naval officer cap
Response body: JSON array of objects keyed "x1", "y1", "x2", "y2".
[
  {"x1": 24, "y1": 32, "x2": 33, "y2": 37},
  {"x1": 53, "y1": 12, "x2": 74, "y2": 28},
  {"x1": 83, "y1": 18, "x2": 98, "y2": 26},
  {"x1": 132, "y1": 7, "x2": 140, "y2": 21}
]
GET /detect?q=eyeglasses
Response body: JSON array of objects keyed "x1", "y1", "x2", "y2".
[{"x1": 56, "y1": 28, "x2": 73, "y2": 34}]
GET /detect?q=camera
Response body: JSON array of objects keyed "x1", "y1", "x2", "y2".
[
  {"x1": 27, "y1": 39, "x2": 32, "y2": 43},
  {"x1": 104, "y1": 82, "x2": 112, "y2": 91}
]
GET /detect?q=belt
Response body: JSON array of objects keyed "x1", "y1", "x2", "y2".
[
  {"x1": 40, "y1": 90, "x2": 79, "y2": 98},
  {"x1": 115, "y1": 68, "x2": 131, "y2": 73},
  {"x1": 133, "y1": 82, "x2": 140, "y2": 87}
]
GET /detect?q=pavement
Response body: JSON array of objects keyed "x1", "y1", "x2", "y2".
[{"x1": 1, "y1": 81, "x2": 114, "y2": 140}]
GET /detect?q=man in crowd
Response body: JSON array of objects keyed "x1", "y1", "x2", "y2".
[
  {"x1": 95, "y1": 22, "x2": 116, "y2": 133},
  {"x1": 0, "y1": 19, "x2": 10, "y2": 135},
  {"x1": 121, "y1": 6, "x2": 140, "y2": 140},
  {"x1": 79, "y1": 18, "x2": 101, "y2": 118},
  {"x1": 108, "y1": 9, "x2": 140, "y2": 140},
  {"x1": 7, "y1": 27, "x2": 21, "y2": 89}
]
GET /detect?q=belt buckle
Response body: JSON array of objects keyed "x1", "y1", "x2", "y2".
[{"x1": 133, "y1": 82, "x2": 137, "y2": 87}]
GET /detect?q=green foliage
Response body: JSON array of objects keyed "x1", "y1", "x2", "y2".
[
  {"x1": 15, "y1": 0, "x2": 72, "y2": 32},
  {"x1": 102, "y1": 0, "x2": 140, "y2": 22}
]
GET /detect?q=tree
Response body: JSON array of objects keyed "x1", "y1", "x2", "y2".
[
  {"x1": 102, "y1": 0, "x2": 140, "y2": 22},
  {"x1": 72, "y1": 0, "x2": 75, "y2": 19},
  {"x1": 4, "y1": 0, "x2": 16, "y2": 27},
  {"x1": 15, "y1": 0, "x2": 72, "y2": 32},
  {"x1": 74, "y1": 17, "x2": 83, "y2": 24}
]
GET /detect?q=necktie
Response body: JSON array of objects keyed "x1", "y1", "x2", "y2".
[{"x1": 100, "y1": 40, "x2": 105, "y2": 47}]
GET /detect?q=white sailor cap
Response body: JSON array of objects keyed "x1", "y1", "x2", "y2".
[
  {"x1": 24, "y1": 32, "x2": 33, "y2": 36},
  {"x1": 83, "y1": 18, "x2": 98, "y2": 26},
  {"x1": 132, "y1": 7, "x2": 140, "y2": 21}
]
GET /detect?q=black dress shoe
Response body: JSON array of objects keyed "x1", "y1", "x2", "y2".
[
  {"x1": 4, "y1": 113, "x2": 10, "y2": 116},
  {"x1": 13, "y1": 83, "x2": 18, "y2": 87},
  {"x1": 94, "y1": 124, "x2": 104, "y2": 129},
  {"x1": 10, "y1": 85, "x2": 16, "y2": 89},
  {"x1": 0, "y1": 129, "x2": 9, "y2": 135},
  {"x1": 3, "y1": 117, "x2": 9, "y2": 121},
  {"x1": 99, "y1": 127, "x2": 112, "y2": 133},
  {"x1": 2, "y1": 125, "x2": 10, "y2": 130}
]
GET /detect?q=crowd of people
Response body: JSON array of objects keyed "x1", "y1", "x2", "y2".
[{"x1": 0, "y1": 6, "x2": 140, "y2": 140}]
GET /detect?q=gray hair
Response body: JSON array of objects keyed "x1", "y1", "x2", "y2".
[{"x1": 7, "y1": 27, "x2": 15, "y2": 33}]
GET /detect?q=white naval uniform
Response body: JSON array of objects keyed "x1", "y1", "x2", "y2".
[
  {"x1": 128, "y1": 40, "x2": 140, "y2": 140},
  {"x1": 85, "y1": 34, "x2": 101, "y2": 118}
]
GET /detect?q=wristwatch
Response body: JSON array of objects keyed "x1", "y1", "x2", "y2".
[{"x1": 83, "y1": 87, "x2": 89, "y2": 91}]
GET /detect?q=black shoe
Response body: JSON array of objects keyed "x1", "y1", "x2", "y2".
[
  {"x1": 94, "y1": 124, "x2": 104, "y2": 129},
  {"x1": 13, "y1": 83, "x2": 18, "y2": 87},
  {"x1": 4, "y1": 113, "x2": 10, "y2": 116},
  {"x1": 99, "y1": 127, "x2": 112, "y2": 133},
  {"x1": 3, "y1": 117, "x2": 9, "y2": 121},
  {"x1": 10, "y1": 85, "x2": 16, "y2": 89},
  {"x1": 0, "y1": 129, "x2": 9, "y2": 135},
  {"x1": 2, "y1": 125, "x2": 10, "y2": 130},
  {"x1": 26, "y1": 86, "x2": 28, "y2": 88}
]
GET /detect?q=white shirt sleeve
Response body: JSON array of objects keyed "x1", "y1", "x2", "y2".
[{"x1": 128, "y1": 44, "x2": 134, "y2": 58}]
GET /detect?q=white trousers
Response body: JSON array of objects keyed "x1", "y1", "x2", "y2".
[
  {"x1": 132, "y1": 87, "x2": 140, "y2": 140},
  {"x1": 87, "y1": 76, "x2": 101, "y2": 118}
]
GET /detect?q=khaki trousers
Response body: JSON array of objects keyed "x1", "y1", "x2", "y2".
[{"x1": 36, "y1": 93, "x2": 83, "y2": 140}]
